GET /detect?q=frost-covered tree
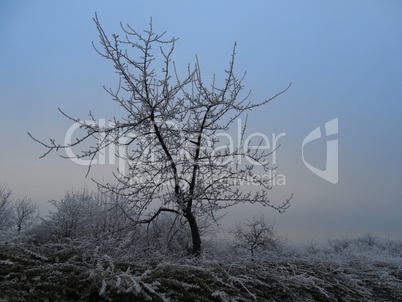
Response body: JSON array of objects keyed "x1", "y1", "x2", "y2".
[
  {"x1": 45, "y1": 189, "x2": 115, "y2": 239},
  {"x1": 232, "y1": 215, "x2": 280, "y2": 258},
  {"x1": 29, "y1": 15, "x2": 292, "y2": 256},
  {"x1": 13, "y1": 196, "x2": 39, "y2": 232},
  {"x1": 45, "y1": 189, "x2": 93, "y2": 239},
  {"x1": 43, "y1": 188, "x2": 135, "y2": 242},
  {"x1": 0, "y1": 183, "x2": 13, "y2": 231}
]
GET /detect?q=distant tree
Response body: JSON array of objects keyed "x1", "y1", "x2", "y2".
[
  {"x1": 231, "y1": 215, "x2": 280, "y2": 258},
  {"x1": 13, "y1": 196, "x2": 39, "y2": 232},
  {"x1": 45, "y1": 189, "x2": 94, "y2": 239},
  {"x1": 43, "y1": 188, "x2": 134, "y2": 241},
  {"x1": 0, "y1": 183, "x2": 13, "y2": 231},
  {"x1": 29, "y1": 15, "x2": 292, "y2": 256}
]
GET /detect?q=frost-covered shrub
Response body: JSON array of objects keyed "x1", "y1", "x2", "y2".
[
  {"x1": 41, "y1": 189, "x2": 134, "y2": 241},
  {"x1": 33, "y1": 189, "x2": 204, "y2": 261},
  {"x1": 1, "y1": 234, "x2": 402, "y2": 301},
  {"x1": 43, "y1": 189, "x2": 96, "y2": 239}
]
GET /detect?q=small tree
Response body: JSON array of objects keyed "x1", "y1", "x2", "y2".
[
  {"x1": 13, "y1": 196, "x2": 39, "y2": 232},
  {"x1": 44, "y1": 188, "x2": 135, "y2": 241},
  {"x1": 29, "y1": 15, "x2": 292, "y2": 256},
  {"x1": 45, "y1": 189, "x2": 94, "y2": 239},
  {"x1": 232, "y1": 215, "x2": 280, "y2": 258},
  {"x1": 0, "y1": 183, "x2": 13, "y2": 232}
]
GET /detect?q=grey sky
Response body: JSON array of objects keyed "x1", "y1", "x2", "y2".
[{"x1": 1, "y1": 1, "x2": 401, "y2": 242}]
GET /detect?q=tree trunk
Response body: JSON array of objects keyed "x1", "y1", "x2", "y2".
[
  {"x1": 250, "y1": 246, "x2": 255, "y2": 261},
  {"x1": 185, "y1": 209, "x2": 201, "y2": 257}
]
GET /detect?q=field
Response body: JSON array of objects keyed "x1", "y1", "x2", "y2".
[{"x1": 1, "y1": 234, "x2": 401, "y2": 301}]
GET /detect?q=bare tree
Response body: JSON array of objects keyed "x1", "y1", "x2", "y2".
[
  {"x1": 44, "y1": 189, "x2": 100, "y2": 239},
  {"x1": 231, "y1": 215, "x2": 280, "y2": 258},
  {"x1": 43, "y1": 188, "x2": 135, "y2": 241},
  {"x1": 45, "y1": 189, "x2": 92, "y2": 239},
  {"x1": 13, "y1": 196, "x2": 39, "y2": 232},
  {"x1": 0, "y1": 183, "x2": 13, "y2": 231},
  {"x1": 29, "y1": 15, "x2": 292, "y2": 256}
]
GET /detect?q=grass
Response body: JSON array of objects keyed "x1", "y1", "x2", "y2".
[{"x1": 0, "y1": 236, "x2": 401, "y2": 301}]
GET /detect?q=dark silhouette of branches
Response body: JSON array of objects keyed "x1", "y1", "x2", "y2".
[{"x1": 29, "y1": 14, "x2": 292, "y2": 256}]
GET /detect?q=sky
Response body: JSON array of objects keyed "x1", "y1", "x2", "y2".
[{"x1": 1, "y1": 0, "x2": 401, "y2": 243}]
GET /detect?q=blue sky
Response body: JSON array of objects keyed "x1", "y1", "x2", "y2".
[{"x1": 1, "y1": 1, "x2": 401, "y2": 242}]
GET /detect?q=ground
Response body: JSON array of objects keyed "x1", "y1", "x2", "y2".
[{"x1": 1, "y1": 236, "x2": 401, "y2": 301}]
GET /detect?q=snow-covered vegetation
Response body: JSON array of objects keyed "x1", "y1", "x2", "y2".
[
  {"x1": 1, "y1": 185, "x2": 401, "y2": 301},
  {"x1": 11, "y1": 15, "x2": 401, "y2": 301}
]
